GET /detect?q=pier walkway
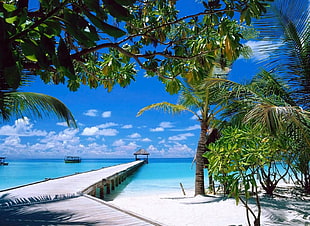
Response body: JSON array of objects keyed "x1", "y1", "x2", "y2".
[{"x1": 0, "y1": 160, "x2": 161, "y2": 225}]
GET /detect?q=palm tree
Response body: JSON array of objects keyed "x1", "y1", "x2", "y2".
[
  {"x1": 223, "y1": 70, "x2": 304, "y2": 131},
  {"x1": 137, "y1": 75, "x2": 230, "y2": 196},
  {"x1": 245, "y1": 0, "x2": 310, "y2": 192},
  {"x1": 222, "y1": 70, "x2": 310, "y2": 194},
  {"x1": 253, "y1": 0, "x2": 310, "y2": 109},
  {"x1": 221, "y1": 0, "x2": 310, "y2": 147}
]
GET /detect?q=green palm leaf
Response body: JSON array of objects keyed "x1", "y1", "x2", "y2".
[
  {"x1": 1, "y1": 92, "x2": 76, "y2": 127},
  {"x1": 254, "y1": 0, "x2": 310, "y2": 108},
  {"x1": 244, "y1": 104, "x2": 295, "y2": 133},
  {"x1": 136, "y1": 101, "x2": 198, "y2": 118}
]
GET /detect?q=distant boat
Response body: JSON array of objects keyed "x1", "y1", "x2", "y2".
[
  {"x1": 0, "y1": 157, "x2": 8, "y2": 166},
  {"x1": 64, "y1": 156, "x2": 81, "y2": 163}
]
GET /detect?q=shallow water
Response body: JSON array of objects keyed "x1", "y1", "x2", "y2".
[
  {"x1": 0, "y1": 158, "x2": 205, "y2": 195},
  {"x1": 0, "y1": 158, "x2": 131, "y2": 190},
  {"x1": 106, "y1": 158, "x2": 202, "y2": 199}
]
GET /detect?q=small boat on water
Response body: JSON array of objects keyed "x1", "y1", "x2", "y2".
[
  {"x1": 64, "y1": 156, "x2": 81, "y2": 163},
  {"x1": 0, "y1": 157, "x2": 8, "y2": 165}
]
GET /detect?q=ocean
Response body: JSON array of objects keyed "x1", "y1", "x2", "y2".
[{"x1": 0, "y1": 158, "x2": 205, "y2": 198}]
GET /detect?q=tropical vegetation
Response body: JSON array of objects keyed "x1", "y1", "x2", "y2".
[
  {"x1": 137, "y1": 74, "x2": 228, "y2": 195},
  {"x1": 0, "y1": 0, "x2": 274, "y2": 196},
  {"x1": 204, "y1": 0, "x2": 310, "y2": 224},
  {"x1": 0, "y1": 0, "x2": 274, "y2": 93}
]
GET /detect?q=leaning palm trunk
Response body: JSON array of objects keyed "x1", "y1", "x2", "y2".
[{"x1": 195, "y1": 120, "x2": 208, "y2": 196}]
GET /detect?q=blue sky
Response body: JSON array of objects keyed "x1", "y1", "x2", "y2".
[
  {"x1": 0, "y1": 57, "x2": 262, "y2": 159},
  {"x1": 0, "y1": 1, "x2": 271, "y2": 159}
]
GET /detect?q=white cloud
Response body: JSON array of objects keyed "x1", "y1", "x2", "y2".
[
  {"x1": 97, "y1": 122, "x2": 118, "y2": 128},
  {"x1": 159, "y1": 121, "x2": 174, "y2": 128},
  {"x1": 14, "y1": 128, "x2": 82, "y2": 158},
  {"x1": 83, "y1": 109, "x2": 98, "y2": 117},
  {"x1": 141, "y1": 138, "x2": 151, "y2": 142},
  {"x1": 147, "y1": 144, "x2": 158, "y2": 152},
  {"x1": 81, "y1": 122, "x2": 120, "y2": 137},
  {"x1": 3, "y1": 136, "x2": 23, "y2": 146},
  {"x1": 146, "y1": 143, "x2": 194, "y2": 158},
  {"x1": 98, "y1": 129, "x2": 118, "y2": 136},
  {"x1": 0, "y1": 136, "x2": 27, "y2": 157},
  {"x1": 150, "y1": 127, "x2": 164, "y2": 132},
  {"x1": 186, "y1": 125, "x2": 200, "y2": 130},
  {"x1": 122, "y1": 124, "x2": 133, "y2": 129},
  {"x1": 86, "y1": 137, "x2": 96, "y2": 142},
  {"x1": 146, "y1": 144, "x2": 163, "y2": 155},
  {"x1": 102, "y1": 111, "x2": 111, "y2": 118},
  {"x1": 166, "y1": 142, "x2": 194, "y2": 157},
  {"x1": 244, "y1": 40, "x2": 282, "y2": 61},
  {"x1": 171, "y1": 124, "x2": 200, "y2": 131},
  {"x1": 40, "y1": 129, "x2": 80, "y2": 144},
  {"x1": 113, "y1": 141, "x2": 140, "y2": 153},
  {"x1": 112, "y1": 139, "x2": 125, "y2": 146},
  {"x1": 0, "y1": 123, "x2": 135, "y2": 158},
  {"x1": 81, "y1": 127, "x2": 99, "y2": 136},
  {"x1": 150, "y1": 121, "x2": 176, "y2": 132},
  {"x1": 56, "y1": 121, "x2": 69, "y2": 127},
  {"x1": 0, "y1": 117, "x2": 47, "y2": 136},
  {"x1": 128, "y1": 133, "x2": 141, "y2": 138},
  {"x1": 81, "y1": 126, "x2": 118, "y2": 136},
  {"x1": 168, "y1": 133, "x2": 195, "y2": 141}
]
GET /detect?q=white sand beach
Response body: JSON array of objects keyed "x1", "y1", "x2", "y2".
[{"x1": 110, "y1": 187, "x2": 310, "y2": 226}]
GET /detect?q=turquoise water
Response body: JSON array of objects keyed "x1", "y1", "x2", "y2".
[
  {"x1": 111, "y1": 158, "x2": 198, "y2": 198},
  {"x1": 0, "y1": 158, "x2": 203, "y2": 195},
  {"x1": 0, "y1": 158, "x2": 133, "y2": 190}
]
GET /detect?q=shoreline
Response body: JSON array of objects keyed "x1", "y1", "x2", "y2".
[{"x1": 110, "y1": 186, "x2": 310, "y2": 226}]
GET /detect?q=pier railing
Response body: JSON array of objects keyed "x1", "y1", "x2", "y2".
[
  {"x1": 0, "y1": 160, "x2": 158, "y2": 225},
  {"x1": 82, "y1": 160, "x2": 144, "y2": 199}
]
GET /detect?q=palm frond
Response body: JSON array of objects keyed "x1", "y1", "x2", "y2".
[
  {"x1": 254, "y1": 0, "x2": 310, "y2": 108},
  {"x1": 248, "y1": 70, "x2": 296, "y2": 105},
  {"x1": 178, "y1": 86, "x2": 202, "y2": 110},
  {"x1": 137, "y1": 101, "x2": 198, "y2": 118},
  {"x1": 1, "y1": 92, "x2": 76, "y2": 127},
  {"x1": 219, "y1": 70, "x2": 308, "y2": 133},
  {"x1": 243, "y1": 104, "x2": 308, "y2": 134}
]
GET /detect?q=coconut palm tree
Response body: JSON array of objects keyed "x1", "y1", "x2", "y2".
[
  {"x1": 222, "y1": 70, "x2": 310, "y2": 194},
  {"x1": 223, "y1": 70, "x2": 305, "y2": 131},
  {"x1": 137, "y1": 74, "x2": 231, "y2": 196},
  {"x1": 243, "y1": 0, "x2": 310, "y2": 192},
  {"x1": 221, "y1": 0, "x2": 310, "y2": 147}
]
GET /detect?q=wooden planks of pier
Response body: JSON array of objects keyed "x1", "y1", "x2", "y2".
[{"x1": 0, "y1": 160, "x2": 161, "y2": 225}]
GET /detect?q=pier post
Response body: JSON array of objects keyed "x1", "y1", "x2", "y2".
[
  {"x1": 99, "y1": 186, "x2": 104, "y2": 199},
  {"x1": 111, "y1": 179, "x2": 115, "y2": 190},
  {"x1": 106, "y1": 182, "x2": 111, "y2": 194},
  {"x1": 91, "y1": 188, "x2": 96, "y2": 196},
  {"x1": 82, "y1": 161, "x2": 144, "y2": 200}
]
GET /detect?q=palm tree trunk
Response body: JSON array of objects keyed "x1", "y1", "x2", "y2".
[{"x1": 195, "y1": 120, "x2": 208, "y2": 196}]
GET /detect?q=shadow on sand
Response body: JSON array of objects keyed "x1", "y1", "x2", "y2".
[{"x1": 0, "y1": 194, "x2": 99, "y2": 225}]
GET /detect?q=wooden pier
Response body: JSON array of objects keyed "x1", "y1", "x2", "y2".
[{"x1": 0, "y1": 160, "x2": 161, "y2": 225}]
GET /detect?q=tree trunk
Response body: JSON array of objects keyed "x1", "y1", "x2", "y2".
[{"x1": 195, "y1": 120, "x2": 208, "y2": 196}]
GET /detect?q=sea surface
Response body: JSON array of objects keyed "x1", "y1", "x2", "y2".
[{"x1": 0, "y1": 158, "x2": 204, "y2": 197}]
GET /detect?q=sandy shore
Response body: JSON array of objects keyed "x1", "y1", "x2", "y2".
[{"x1": 110, "y1": 188, "x2": 310, "y2": 226}]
